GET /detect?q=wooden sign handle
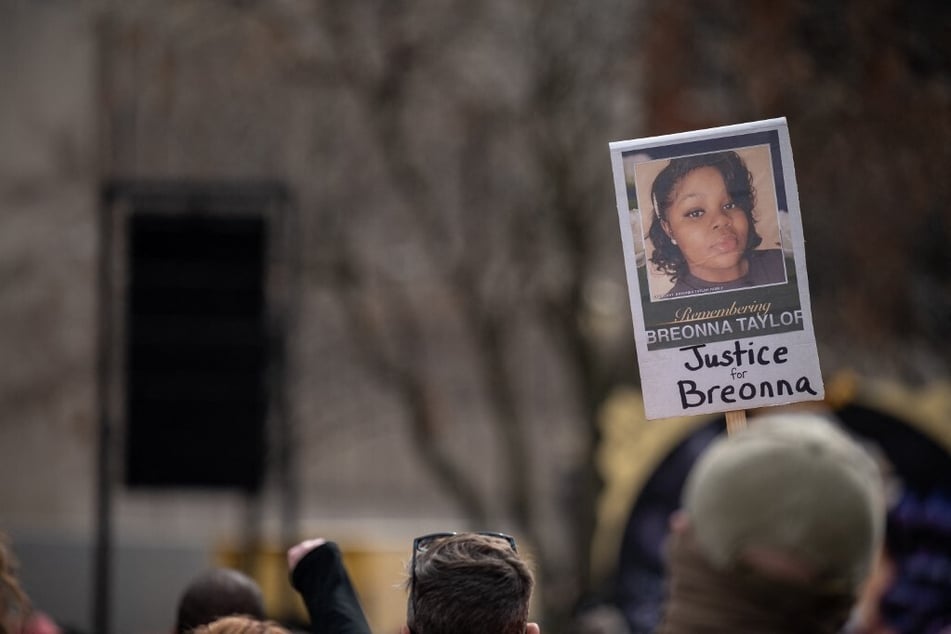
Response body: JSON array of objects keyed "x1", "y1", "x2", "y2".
[{"x1": 725, "y1": 410, "x2": 747, "y2": 435}]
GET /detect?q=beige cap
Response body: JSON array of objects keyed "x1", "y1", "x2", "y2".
[{"x1": 683, "y1": 412, "x2": 886, "y2": 591}]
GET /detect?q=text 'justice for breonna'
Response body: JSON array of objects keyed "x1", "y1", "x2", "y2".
[{"x1": 675, "y1": 339, "x2": 818, "y2": 409}]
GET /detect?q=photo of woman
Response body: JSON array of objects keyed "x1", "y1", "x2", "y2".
[{"x1": 640, "y1": 148, "x2": 787, "y2": 299}]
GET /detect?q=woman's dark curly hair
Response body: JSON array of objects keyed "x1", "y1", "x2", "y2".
[{"x1": 647, "y1": 151, "x2": 762, "y2": 283}]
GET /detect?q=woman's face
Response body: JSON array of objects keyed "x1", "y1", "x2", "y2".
[{"x1": 662, "y1": 166, "x2": 750, "y2": 283}]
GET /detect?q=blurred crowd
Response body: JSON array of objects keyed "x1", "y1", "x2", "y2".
[{"x1": 3, "y1": 410, "x2": 950, "y2": 634}]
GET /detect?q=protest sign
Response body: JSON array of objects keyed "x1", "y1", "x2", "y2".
[{"x1": 609, "y1": 118, "x2": 824, "y2": 420}]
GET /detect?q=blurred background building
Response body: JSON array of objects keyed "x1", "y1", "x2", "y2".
[{"x1": 0, "y1": 1, "x2": 948, "y2": 633}]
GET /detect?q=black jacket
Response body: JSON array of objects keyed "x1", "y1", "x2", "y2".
[{"x1": 290, "y1": 542, "x2": 373, "y2": 634}]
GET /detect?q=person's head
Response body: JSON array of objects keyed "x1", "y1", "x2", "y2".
[
  {"x1": 404, "y1": 532, "x2": 537, "y2": 634},
  {"x1": 681, "y1": 413, "x2": 885, "y2": 593},
  {"x1": 658, "y1": 413, "x2": 886, "y2": 632},
  {"x1": 175, "y1": 568, "x2": 265, "y2": 634},
  {"x1": 192, "y1": 615, "x2": 290, "y2": 634},
  {"x1": 647, "y1": 151, "x2": 762, "y2": 284}
]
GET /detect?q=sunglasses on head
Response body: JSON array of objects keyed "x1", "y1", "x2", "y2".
[{"x1": 412, "y1": 531, "x2": 517, "y2": 559}]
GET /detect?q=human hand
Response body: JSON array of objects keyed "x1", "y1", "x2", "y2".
[{"x1": 287, "y1": 538, "x2": 327, "y2": 571}]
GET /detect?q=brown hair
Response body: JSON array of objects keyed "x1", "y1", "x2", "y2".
[
  {"x1": 191, "y1": 615, "x2": 291, "y2": 634},
  {"x1": 175, "y1": 568, "x2": 265, "y2": 633},
  {"x1": 0, "y1": 534, "x2": 30, "y2": 634},
  {"x1": 408, "y1": 533, "x2": 534, "y2": 634}
]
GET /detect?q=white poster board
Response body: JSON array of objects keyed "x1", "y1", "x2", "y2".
[{"x1": 609, "y1": 118, "x2": 824, "y2": 420}]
